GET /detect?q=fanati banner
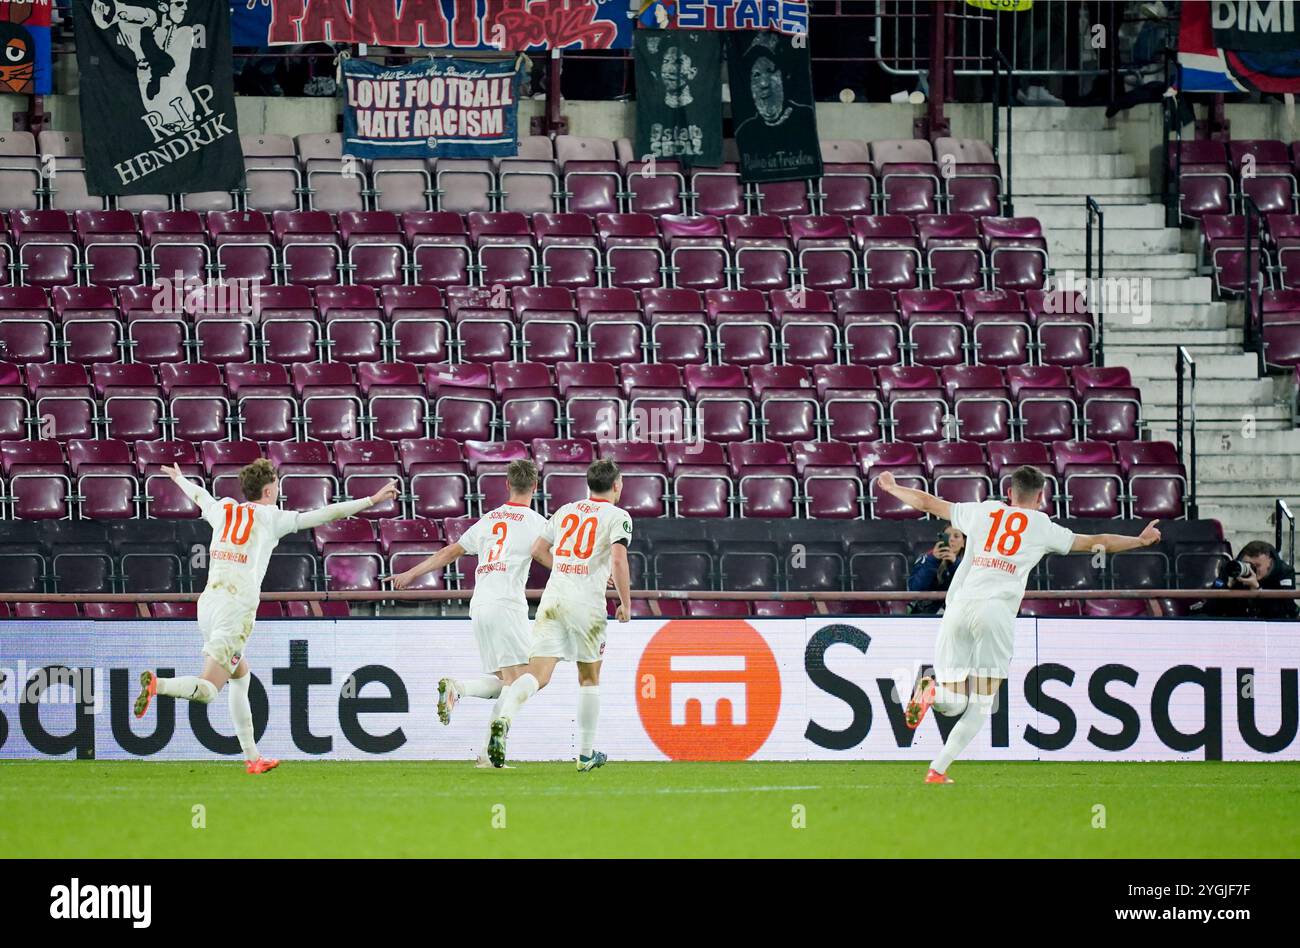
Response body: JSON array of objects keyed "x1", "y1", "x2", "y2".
[
  {"x1": 260, "y1": 0, "x2": 633, "y2": 50},
  {"x1": 343, "y1": 56, "x2": 521, "y2": 159},
  {"x1": 73, "y1": 0, "x2": 246, "y2": 196},
  {"x1": 634, "y1": 29, "x2": 722, "y2": 168},
  {"x1": 725, "y1": 31, "x2": 822, "y2": 183}
]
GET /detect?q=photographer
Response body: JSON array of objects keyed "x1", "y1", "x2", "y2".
[
  {"x1": 1199, "y1": 541, "x2": 1298, "y2": 620},
  {"x1": 907, "y1": 526, "x2": 965, "y2": 614}
]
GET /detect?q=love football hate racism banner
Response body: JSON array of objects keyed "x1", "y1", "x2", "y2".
[
  {"x1": 73, "y1": 0, "x2": 246, "y2": 196},
  {"x1": 634, "y1": 30, "x2": 723, "y2": 168},
  {"x1": 343, "y1": 56, "x2": 521, "y2": 159},
  {"x1": 255, "y1": 0, "x2": 633, "y2": 50},
  {"x1": 725, "y1": 30, "x2": 822, "y2": 183},
  {"x1": 2, "y1": 617, "x2": 1297, "y2": 762}
]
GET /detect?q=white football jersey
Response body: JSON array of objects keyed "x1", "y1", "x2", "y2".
[
  {"x1": 540, "y1": 498, "x2": 633, "y2": 607},
  {"x1": 200, "y1": 498, "x2": 301, "y2": 611},
  {"x1": 456, "y1": 502, "x2": 548, "y2": 609},
  {"x1": 945, "y1": 500, "x2": 1076, "y2": 608}
]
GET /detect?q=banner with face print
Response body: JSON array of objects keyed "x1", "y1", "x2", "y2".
[
  {"x1": 725, "y1": 30, "x2": 822, "y2": 183},
  {"x1": 74, "y1": 0, "x2": 246, "y2": 196},
  {"x1": 634, "y1": 30, "x2": 722, "y2": 169},
  {"x1": 0, "y1": 0, "x2": 52, "y2": 95}
]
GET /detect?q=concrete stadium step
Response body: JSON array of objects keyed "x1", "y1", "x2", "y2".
[
  {"x1": 1100, "y1": 327, "x2": 1244, "y2": 349},
  {"x1": 1022, "y1": 202, "x2": 1166, "y2": 231},
  {"x1": 1144, "y1": 403, "x2": 1291, "y2": 430},
  {"x1": 1112, "y1": 345, "x2": 1242, "y2": 361},
  {"x1": 1197, "y1": 501, "x2": 1288, "y2": 545},
  {"x1": 1052, "y1": 252, "x2": 1196, "y2": 273},
  {"x1": 1005, "y1": 153, "x2": 1136, "y2": 179},
  {"x1": 1140, "y1": 375, "x2": 1277, "y2": 406},
  {"x1": 1194, "y1": 453, "x2": 1300, "y2": 485},
  {"x1": 1120, "y1": 351, "x2": 1260, "y2": 381},
  {"x1": 1049, "y1": 227, "x2": 1180, "y2": 255},
  {"x1": 1013, "y1": 177, "x2": 1149, "y2": 201},
  {"x1": 999, "y1": 128, "x2": 1122, "y2": 154},
  {"x1": 1124, "y1": 301, "x2": 1234, "y2": 330},
  {"x1": 1000, "y1": 106, "x2": 1111, "y2": 131},
  {"x1": 1148, "y1": 425, "x2": 1300, "y2": 452}
]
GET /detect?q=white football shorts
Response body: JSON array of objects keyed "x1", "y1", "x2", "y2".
[
  {"x1": 934, "y1": 597, "x2": 1017, "y2": 682},
  {"x1": 529, "y1": 592, "x2": 608, "y2": 664},
  {"x1": 198, "y1": 593, "x2": 255, "y2": 674},
  {"x1": 469, "y1": 599, "x2": 532, "y2": 673}
]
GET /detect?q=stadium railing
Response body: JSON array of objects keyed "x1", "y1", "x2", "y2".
[{"x1": 1, "y1": 589, "x2": 1296, "y2": 607}]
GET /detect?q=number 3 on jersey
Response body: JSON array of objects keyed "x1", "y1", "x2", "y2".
[
  {"x1": 984, "y1": 508, "x2": 1027, "y2": 556},
  {"x1": 555, "y1": 514, "x2": 597, "y2": 559},
  {"x1": 485, "y1": 521, "x2": 508, "y2": 563}
]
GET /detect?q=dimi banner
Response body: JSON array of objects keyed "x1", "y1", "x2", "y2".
[{"x1": 0, "y1": 617, "x2": 1295, "y2": 761}]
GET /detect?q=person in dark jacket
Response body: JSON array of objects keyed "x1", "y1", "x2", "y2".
[
  {"x1": 1199, "y1": 540, "x2": 1298, "y2": 620},
  {"x1": 908, "y1": 525, "x2": 965, "y2": 614}
]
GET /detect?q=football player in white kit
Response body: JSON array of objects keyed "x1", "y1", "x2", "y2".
[
  {"x1": 878, "y1": 465, "x2": 1162, "y2": 784},
  {"x1": 388, "y1": 460, "x2": 550, "y2": 766},
  {"x1": 133, "y1": 459, "x2": 399, "y2": 773},
  {"x1": 488, "y1": 459, "x2": 633, "y2": 771}
]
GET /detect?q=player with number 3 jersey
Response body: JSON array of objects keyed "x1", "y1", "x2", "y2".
[
  {"x1": 489, "y1": 459, "x2": 633, "y2": 771},
  {"x1": 878, "y1": 465, "x2": 1162, "y2": 784},
  {"x1": 388, "y1": 460, "x2": 549, "y2": 766}
]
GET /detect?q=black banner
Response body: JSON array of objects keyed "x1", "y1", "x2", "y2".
[
  {"x1": 635, "y1": 30, "x2": 722, "y2": 169},
  {"x1": 73, "y1": 0, "x2": 245, "y2": 196},
  {"x1": 725, "y1": 31, "x2": 822, "y2": 183}
]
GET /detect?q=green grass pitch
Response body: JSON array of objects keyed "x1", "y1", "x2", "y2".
[{"x1": 3, "y1": 760, "x2": 1297, "y2": 858}]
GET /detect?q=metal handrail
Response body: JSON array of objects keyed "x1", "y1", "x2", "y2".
[
  {"x1": 1276, "y1": 499, "x2": 1295, "y2": 566},
  {"x1": 1, "y1": 589, "x2": 1297, "y2": 604},
  {"x1": 990, "y1": 47, "x2": 1015, "y2": 217},
  {"x1": 1242, "y1": 195, "x2": 1266, "y2": 377},
  {"x1": 1176, "y1": 345, "x2": 1198, "y2": 518},
  {"x1": 1086, "y1": 196, "x2": 1105, "y2": 366}
]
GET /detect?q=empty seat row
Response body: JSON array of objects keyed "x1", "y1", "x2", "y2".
[
  {"x1": 0, "y1": 283, "x2": 1087, "y2": 369},
  {"x1": 0, "y1": 431, "x2": 1183, "y2": 522},
  {"x1": 0, "y1": 209, "x2": 1049, "y2": 294},
  {"x1": 0, "y1": 356, "x2": 1140, "y2": 444},
  {"x1": 1173, "y1": 139, "x2": 1300, "y2": 221},
  {"x1": 0, "y1": 132, "x2": 1005, "y2": 218}
]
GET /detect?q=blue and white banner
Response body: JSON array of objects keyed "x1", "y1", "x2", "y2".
[
  {"x1": 1, "y1": 616, "x2": 1296, "y2": 761},
  {"x1": 342, "y1": 56, "x2": 521, "y2": 159}
]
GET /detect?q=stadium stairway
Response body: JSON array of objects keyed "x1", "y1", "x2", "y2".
[{"x1": 1008, "y1": 106, "x2": 1300, "y2": 551}]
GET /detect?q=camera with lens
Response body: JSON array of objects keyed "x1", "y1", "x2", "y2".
[{"x1": 1220, "y1": 558, "x2": 1255, "y2": 583}]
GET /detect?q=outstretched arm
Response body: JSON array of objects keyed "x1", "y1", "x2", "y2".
[
  {"x1": 1071, "y1": 520, "x2": 1162, "y2": 554},
  {"x1": 293, "y1": 479, "x2": 400, "y2": 531},
  {"x1": 388, "y1": 543, "x2": 465, "y2": 589},
  {"x1": 162, "y1": 463, "x2": 219, "y2": 518},
  {"x1": 876, "y1": 470, "x2": 953, "y2": 520}
]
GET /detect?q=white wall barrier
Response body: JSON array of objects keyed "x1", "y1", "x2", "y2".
[{"x1": 0, "y1": 616, "x2": 1296, "y2": 761}]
